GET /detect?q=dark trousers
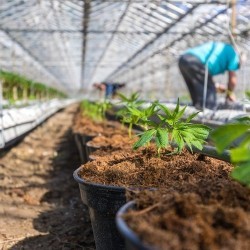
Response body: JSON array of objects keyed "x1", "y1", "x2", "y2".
[{"x1": 178, "y1": 54, "x2": 216, "y2": 109}]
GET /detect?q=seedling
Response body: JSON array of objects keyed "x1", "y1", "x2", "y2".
[
  {"x1": 117, "y1": 92, "x2": 145, "y2": 108},
  {"x1": 123, "y1": 101, "x2": 159, "y2": 138},
  {"x1": 212, "y1": 116, "x2": 250, "y2": 187},
  {"x1": 133, "y1": 99, "x2": 211, "y2": 157},
  {"x1": 80, "y1": 99, "x2": 112, "y2": 123},
  {"x1": 117, "y1": 92, "x2": 145, "y2": 137},
  {"x1": 97, "y1": 99, "x2": 112, "y2": 121}
]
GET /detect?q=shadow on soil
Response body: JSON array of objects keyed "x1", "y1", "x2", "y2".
[{"x1": 11, "y1": 128, "x2": 95, "y2": 250}]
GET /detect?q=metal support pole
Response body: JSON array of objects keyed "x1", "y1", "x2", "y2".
[{"x1": 0, "y1": 80, "x2": 5, "y2": 148}]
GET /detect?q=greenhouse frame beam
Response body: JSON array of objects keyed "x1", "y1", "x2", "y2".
[
  {"x1": 116, "y1": 6, "x2": 228, "y2": 79},
  {"x1": 87, "y1": 1, "x2": 131, "y2": 85},
  {"x1": 81, "y1": 0, "x2": 91, "y2": 88},
  {"x1": 104, "y1": 3, "x2": 199, "y2": 81},
  {"x1": 88, "y1": 0, "x2": 227, "y2": 3},
  {"x1": 0, "y1": 29, "x2": 197, "y2": 35},
  {"x1": 1, "y1": 30, "x2": 62, "y2": 90}
]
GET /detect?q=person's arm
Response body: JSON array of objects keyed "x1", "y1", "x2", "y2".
[{"x1": 226, "y1": 71, "x2": 237, "y2": 102}]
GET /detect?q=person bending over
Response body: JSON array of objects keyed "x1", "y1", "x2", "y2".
[
  {"x1": 178, "y1": 41, "x2": 241, "y2": 110},
  {"x1": 93, "y1": 82, "x2": 126, "y2": 99}
]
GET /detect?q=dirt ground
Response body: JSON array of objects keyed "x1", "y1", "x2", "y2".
[{"x1": 0, "y1": 104, "x2": 95, "y2": 250}]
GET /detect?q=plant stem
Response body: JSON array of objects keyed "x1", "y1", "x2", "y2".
[{"x1": 129, "y1": 123, "x2": 132, "y2": 138}]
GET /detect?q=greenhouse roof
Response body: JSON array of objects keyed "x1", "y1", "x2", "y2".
[{"x1": 0, "y1": 0, "x2": 249, "y2": 96}]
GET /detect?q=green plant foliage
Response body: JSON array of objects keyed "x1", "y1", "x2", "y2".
[
  {"x1": 246, "y1": 91, "x2": 250, "y2": 99},
  {"x1": 211, "y1": 116, "x2": 250, "y2": 187},
  {"x1": 0, "y1": 70, "x2": 67, "y2": 103},
  {"x1": 133, "y1": 99, "x2": 210, "y2": 156},
  {"x1": 117, "y1": 92, "x2": 145, "y2": 137},
  {"x1": 80, "y1": 99, "x2": 112, "y2": 122},
  {"x1": 117, "y1": 92, "x2": 144, "y2": 108}
]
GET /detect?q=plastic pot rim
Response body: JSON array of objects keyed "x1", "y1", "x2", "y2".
[
  {"x1": 86, "y1": 140, "x2": 102, "y2": 148},
  {"x1": 116, "y1": 200, "x2": 152, "y2": 250},
  {"x1": 73, "y1": 167, "x2": 125, "y2": 192}
]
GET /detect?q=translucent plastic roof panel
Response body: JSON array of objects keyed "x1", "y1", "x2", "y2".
[{"x1": 0, "y1": 0, "x2": 249, "y2": 97}]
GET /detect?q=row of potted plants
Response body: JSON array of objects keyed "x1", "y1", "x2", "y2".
[
  {"x1": 0, "y1": 70, "x2": 66, "y2": 106},
  {"x1": 73, "y1": 95, "x2": 250, "y2": 250}
]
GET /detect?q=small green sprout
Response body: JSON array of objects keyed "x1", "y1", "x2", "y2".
[
  {"x1": 133, "y1": 99, "x2": 211, "y2": 157},
  {"x1": 117, "y1": 92, "x2": 145, "y2": 137},
  {"x1": 117, "y1": 92, "x2": 145, "y2": 108},
  {"x1": 97, "y1": 99, "x2": 112, "y2": 121},
  {"x1": 80, "y1": 99, "x2": 112, "y2": 122}
]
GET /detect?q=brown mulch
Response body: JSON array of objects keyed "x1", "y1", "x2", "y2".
[
  {"x1": 0, "y1": 104, "x2": 95, "y2": 250},
  {"x1": 78, "y1": 146, "x2": 234, "y2": 189},
  {"x1": 72, "y1": 111, "x2": 125, "y2": 137},
  {"x1": 72, "y1": 107, "x2": 250, "y2": 250},
  {"x1": 124, "y1": 188, "x2": 250, "y2": 250},
  {"x1": 78, "y1": 144, "x2": 250, "y2": 250}
]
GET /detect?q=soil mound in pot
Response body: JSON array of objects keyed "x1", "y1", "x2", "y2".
[
  {"x1": 78, "y1": 145, "x2": 250, "y2": 249},
  {"x1": 78, "y1": 146, "x2": 233, "y2": 189},
  {"x1": 87, "y1": 134, "x2": 135, "y2": 148},
  {"x1": 73, "y1": 111, "x2": 125, "y2": 136},
  {"x1": 123, "y1": 188, "x2": 250, "y2": 250},
  {"x1": 87, "y1": 134, "x2": 138, "y2": 161}
]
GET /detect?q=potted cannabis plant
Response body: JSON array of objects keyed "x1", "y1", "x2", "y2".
[
  {"x1": 73, "y1": 98, "x2": 220, "y2": 250},
  {"x1": 85, "y1": 92, "x2": 145, "y2": 161},
  {"x1": 73, "y1": 99, "x2": 120, "y2": 163},
  {"x1": 116, "y1": 105, "x2": 250, "y2": 250}
]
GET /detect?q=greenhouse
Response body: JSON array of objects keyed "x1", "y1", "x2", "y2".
[{"x1": 0, "y1": 1, "x2": 250, "y2": 249}]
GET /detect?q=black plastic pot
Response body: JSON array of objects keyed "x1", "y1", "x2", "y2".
[
  {"x1": 85, "y1": 141, "x2": 101, "y2": 162},
  {"x1": 74, "y1": 145, "x2": 230, "y2": 250},
  {"x1": 116, "y1": 201, "x2": 152, "y2": 250},
  {"x1": 74, "y1": 133, "x2": 96, "y2": 163},
  {"x1": 73, "y1": 167, "x2": 127, "y2": 250}
]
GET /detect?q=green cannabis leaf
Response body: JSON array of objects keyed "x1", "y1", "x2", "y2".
[
  {"x1": 116, "y1": 92, "x2": 145, "y2": 137},
  {"x1": 80, "y1": 99, "x2": 112, "y2": 122},
  {"x1": 211, "y1": 117, "x2": 250, "y2": 187},
  {"x1": 132, "y1": 99, "x2": 210, "y2": 156}
]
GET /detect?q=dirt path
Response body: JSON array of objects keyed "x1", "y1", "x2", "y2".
[{"x1": 0, "y1": 104, "x2": 95, "y2": 250}]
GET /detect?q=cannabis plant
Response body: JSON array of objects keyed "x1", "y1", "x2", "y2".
[
  {"x1": 123, "y1": 101, "x2": 159, "y2": 138},
  {"x1": 97, "y1": 99, "x2": 112, "y2": 121},
  {"x1": 133, "y1": 99, "x2": 211, "y2": 156},
  {"x1": 81, "y1": 100, "x2": 111, "y2": 122},
  {"x1": 212, "y1": 116, "x2": 250, "y2": 187},
  {"x1": 116, "y1": 92, "x2": 145, "y2": 137}
]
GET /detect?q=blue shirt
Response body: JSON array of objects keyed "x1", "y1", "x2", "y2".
[{"x1": 185, "y1": 42, "x2": 240, "y2": 75}]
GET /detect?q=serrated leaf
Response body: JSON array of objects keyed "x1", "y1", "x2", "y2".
[
  {"x1": 185, "y1": 138, "x2": 194, "y2": 152},
  {"x1": 117, "y1": 92, "x2": 129, "y2": 102},
  {"x1": 186, "y1": 111, "x2": 200, "y2": 122},
  {"x1": 189, "y1": 123, "x2": 211, "y2": 130},
  {"x1": 133, "y1": 129, "x2": 156, "y2": 150},
  {"x1": 172, "y1": 98, "x2": 180, "y2": 117},
  {"x1": 180, "y1": 130, "x2": 195, "y2": 141},
  {"x1": 127, "y1": 107, "x2": 142, "y2": 116},
  {"x1": 156, "y1": 129, "x2": 168, "y2": 148},
  {"x1": 187, "y1": 126, "x2": 210, "y2": 139},
  {"x1": 158, "y1": 104, "x2": 172, "y2": 118},
  {"x1": 190, "y1": 140, "x2": 203, "y2": 150},
  {"x1": 172, "y1": 130, "x2": 184, "y2": 153},
  {"x1": 211, "y1": 124, "x2": 250, "y2": 153},
  {"x1": 173, "y1": 105, "x2": 187, "y2": 122}
]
